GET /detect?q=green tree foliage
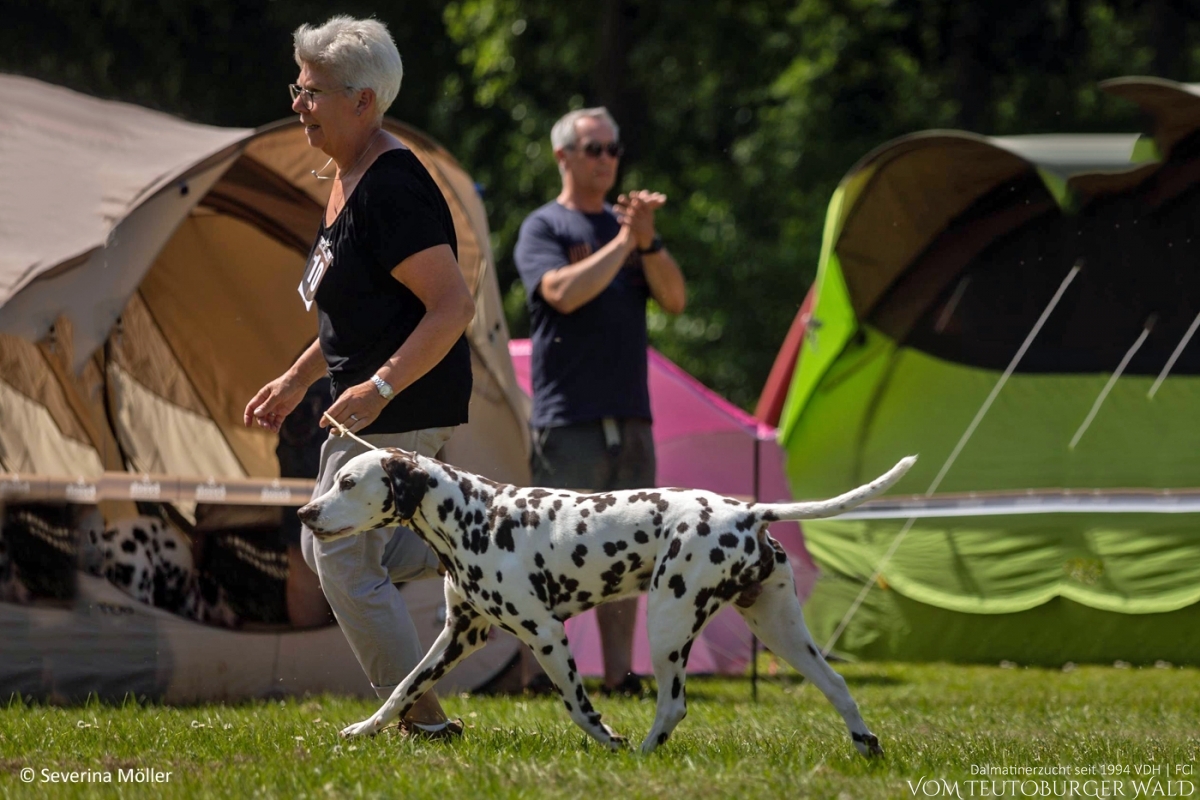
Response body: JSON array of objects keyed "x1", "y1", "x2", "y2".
[{"x1": 4, "y1": 0, "x2": 1198, "y2": 409}]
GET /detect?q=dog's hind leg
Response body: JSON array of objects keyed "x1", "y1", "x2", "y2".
[
  {"x1": 340, "y1": 587, "x2": 489, "y2": 739},
  {"x1": 735, "y1": 556, "x2": 883, "y2": 757},
  {"x1": 640, "y1": 586, "x2": 701, "y2": 753},
  {"x1": 519, "y1": 617, "x2": 626, "y2": 750}
]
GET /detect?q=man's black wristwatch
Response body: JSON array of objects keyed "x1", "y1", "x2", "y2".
[{"x1": 637, "y1": 234, "x2": 664, "y2": 255}]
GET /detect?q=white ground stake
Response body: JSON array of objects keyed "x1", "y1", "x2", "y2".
[
  {"x1": 1148, "y1": 310, "x2": 1200, "y2": 399},
  {"x1": 1068, "y1": 316, "x2": 1154, "y2": 450}
]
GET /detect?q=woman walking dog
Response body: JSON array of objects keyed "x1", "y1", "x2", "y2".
[{"x1": 244, "y1": 15, "x2": 475, "y2": 739}]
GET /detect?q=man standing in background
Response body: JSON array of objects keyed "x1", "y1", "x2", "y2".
[{"x1": 514, "y1": 107, "x2": 686, "y2": 694}]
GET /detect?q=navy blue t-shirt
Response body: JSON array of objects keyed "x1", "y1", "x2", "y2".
[{"x1": 514, "y1": 201, "x2": 651, "y2": 427}]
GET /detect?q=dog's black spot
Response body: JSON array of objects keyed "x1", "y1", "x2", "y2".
[
  {"x1": 633, "y1": 530, "x2": 649, "y2": 544},
  {"x1": 120, "y1": 539, "x2": 137, "y2": 554},
  {"x1": 668, "y1": 574, "x2": 687, "y2": 598},
  {"x1": 496, "y1": 570, "x2": 503, "y2": 583},
  {"x1": 110, "y1": 563, "x2": 135, "y2": 586},
  {"x1": 668, "y1": 650, "x2": 679, "y2": 663},
  {"x1": 495, "y1": 518, "x2": 518, "y2": 552},
  {"x1": 671, "y1": 676, "x2": 682, "y2": 699},
  {"x1": 576, "y1": 522, "x2": 588, "y2": 535},
  {"x1": 535, "y1": 552, "x2": 545, "y2": 568},
  {"x1": 719, "y1": 533, "x2": 739, "y2": 548},
  {"x1": 736, "y1": 513, "x2": 758, "y2": 532},
  {"x1": 521, "y1": 619, "x2": 539, "y2": 635},
  {"x1": 666, "y1": 539, "x2": 681, "y2": 560},
  {"x1": 543, "y1": 644, "x2": 554, "y2": 655},
  {"x1": 696, "y1": 522, "x2": 711, "y2": 536},
  {"x1": 745, "y1": 537, "x2": 756, "y2": 554},
  {"x1": 506, "y1": 602, "x2": 519, "y2": 616},
  {"x1": 676, "y1": 522, "x2": 689, "y2": 533},
  {"x1": 572, "y1": 544, "x2": 588, "y2": 567}
]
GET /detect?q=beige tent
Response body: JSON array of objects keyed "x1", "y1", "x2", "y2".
[{"x1": 0, "y1": 74, "x2": 528, "y2": 700}]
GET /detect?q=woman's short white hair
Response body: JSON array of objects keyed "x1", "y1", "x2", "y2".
[
  {"x1": 293, "y1": 16, "x2": 403, "y2": 119},
  {"x1": 550, "y1": 107, "x2": 620, "y2": 151}
]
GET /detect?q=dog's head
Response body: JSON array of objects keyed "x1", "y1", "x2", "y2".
[{"x1": 298, "y1": 448, "x2": 431, "y2": 542}]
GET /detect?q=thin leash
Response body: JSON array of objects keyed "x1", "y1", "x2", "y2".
[{"x1": 322, "y1": 412, "x2": 380, "y2": 451}]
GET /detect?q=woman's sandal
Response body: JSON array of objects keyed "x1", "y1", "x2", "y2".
[{"x1": 394, "y1": 718, "x2": 465, "y2": 741}]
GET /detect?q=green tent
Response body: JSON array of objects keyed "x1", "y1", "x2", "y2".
[{"x1": 777, "y1": 77, "x2": 1200, "y2": 665}]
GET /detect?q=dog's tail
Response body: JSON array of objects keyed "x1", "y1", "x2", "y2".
[{"x1": 761, "y1": 456, "x2": 917, "y2": 521}]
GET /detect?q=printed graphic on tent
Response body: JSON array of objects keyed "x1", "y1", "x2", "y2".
[
  {"x1": 509, "y1": 340, "x2": 818, "y2": 676},
  {"x1": 765, "y1": 77, "x2": 1200, "y2": 665}
]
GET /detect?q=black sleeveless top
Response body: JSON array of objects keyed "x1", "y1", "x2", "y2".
[{"x1": 311, "y1": 148, "x2": 471, "y2": 434}]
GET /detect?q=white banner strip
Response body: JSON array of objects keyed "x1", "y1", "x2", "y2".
[
  {"x1": 839, "y1": 490, "x2": 1200, "y2": 519},
  {"x1": 0, "y1": 472, "x2": 316, "y2": 506}
]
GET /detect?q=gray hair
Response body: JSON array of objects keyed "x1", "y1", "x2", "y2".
[
  {"x1": 293, "y1": 16, "x2": 403, "y2": 119},
  {"x1": 550, "y1": 107, "x2": 620, "y2": 151}
]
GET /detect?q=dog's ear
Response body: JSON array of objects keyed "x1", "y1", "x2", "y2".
[{"x1": 381, "y1": 452, "x2": 430, "y2": 521}]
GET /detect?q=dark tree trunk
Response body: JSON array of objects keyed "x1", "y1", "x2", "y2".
[
  {"x1": 950, "y1": 3, "x2": 990, "y2": 133},
  {"x1": 593, "y1": 0, "x2": 645, "y2": 164},
  {"x1": 1150, "y1": 0, "x2": 1188, "y2": 80}
]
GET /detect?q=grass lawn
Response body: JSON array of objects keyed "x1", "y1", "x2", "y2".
[{"x1": 1, "y1": 658, "x2": 1197, "y2": 799}]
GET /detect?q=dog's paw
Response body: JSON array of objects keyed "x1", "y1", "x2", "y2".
[
  {"x1": 852, "y1": 731, "x2": 884, "y2": 757},
  {"x1": 606, "y1": 732, "x2": 627, "y2": 751},
  {"x1": 340, "y1": 717, "x2": 382, "y2": 738}
]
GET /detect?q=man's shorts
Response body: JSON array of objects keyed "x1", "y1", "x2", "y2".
[{"x1": 530, "y1": 418, "x2": 655, "y2": 493}]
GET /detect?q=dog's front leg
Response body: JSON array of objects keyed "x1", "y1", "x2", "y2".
[
  {"x1": 341, "y1": 589, "x2": 488, "y2": 739},
  {"x1": 518, "y1": 618, "x2": 626, "y2": 750}
]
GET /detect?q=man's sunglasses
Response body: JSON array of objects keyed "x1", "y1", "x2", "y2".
[{"x1": 574, "y1": 141, "x2": 625, "y2": 159}]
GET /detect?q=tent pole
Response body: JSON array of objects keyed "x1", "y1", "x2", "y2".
[{"x1": 752, "y1": 435, "x2": 760, "y2": 702}]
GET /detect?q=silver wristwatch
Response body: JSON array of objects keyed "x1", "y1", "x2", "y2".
[{"x1": 370, "y1": 374, "x2": 395, "y2": 401}]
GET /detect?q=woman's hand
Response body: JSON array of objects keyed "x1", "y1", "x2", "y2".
[
  {"x1": 244, "y1": 375, "x2": 307, "y2": 433},
  {"x1": 320, "y1": 381, "x2": 389, "y2": 434}
]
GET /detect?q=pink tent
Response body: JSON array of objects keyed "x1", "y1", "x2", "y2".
[{"x1": 508, "y1": 340, "x2": 818, "y2": 676}]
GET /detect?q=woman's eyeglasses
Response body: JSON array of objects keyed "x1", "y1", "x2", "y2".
[
  {"x1": 288, "y1": 84, "x2": 326, "y2": 111},
  {"x1": 574, "y1": 141, "x2": 624, "y2": 159},
  {"x1": 289, "y1": 83, "x2": 351, "y2": 111}
]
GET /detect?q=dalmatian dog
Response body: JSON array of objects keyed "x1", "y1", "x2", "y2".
[
  {"x1": 85, "y1": 517, "x2": 238, "y2": 627},
  {"x1": 299, "y1": 448, "x2": 915, "y2": 755}
]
